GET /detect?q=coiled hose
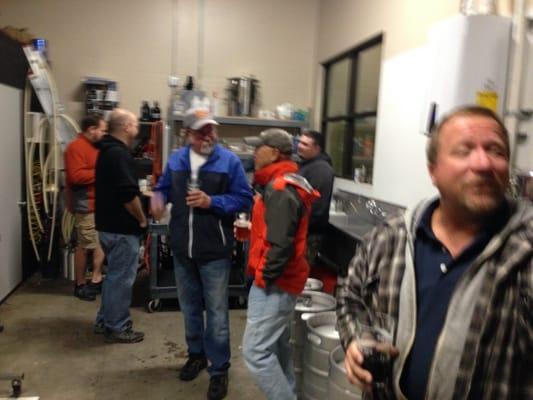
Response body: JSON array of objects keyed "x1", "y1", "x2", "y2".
[
  {"x1": 29, "y1": 161, "x2": 43, "y2": 245},
  {"x1": 61, "y1": 210, "x2": 75, "y2": 247}
]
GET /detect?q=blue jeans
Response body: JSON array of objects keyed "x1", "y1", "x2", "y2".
[
  {"x1": 242, "y1": 284, "x2": 298, "y2": 400},
  {"x1": 173, "y1": 256, "x2": 231, "y2": 376},
  {"x1": 96, "y1": 232, "x2": 140, "y2": 332}
]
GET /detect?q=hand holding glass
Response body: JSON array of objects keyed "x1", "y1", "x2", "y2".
[
  {"x1": 234, "y1": 212, "x2": 251, "y2": 241},
  {"x1": 356, "y1": 313, "x2": 396, "y2": 400},
  {"x1": 187, "y1": 178, "x2": 201, "y2": 193}
]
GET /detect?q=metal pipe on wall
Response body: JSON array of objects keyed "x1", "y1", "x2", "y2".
[
  {"x1": 505, "y1": 0, "x2": 526, "y2": 162},
  {"x1": 197, "y1": 0, "x2": 206, "y2": 89},
  {"x1": 506, "y1": 0, "x2": 529, "y2": 168},
  {"x1": 171, "y1": 0, "x2": 179, "y2": 76}
]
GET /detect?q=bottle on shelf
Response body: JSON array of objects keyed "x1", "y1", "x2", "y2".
[
  {"x1": 151, "y1": 101, "x2": 161, "y2": 121},
  {"x1": 185, "y1": 76, "x2": 194, "y2": 91},
  {"x1": 141, "y1": 101, "x2": 151, "y2": 122}
]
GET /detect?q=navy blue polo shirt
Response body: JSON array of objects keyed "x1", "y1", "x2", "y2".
[{"x1": 400, "y1": 200, "x2": 509, "y2": 400}]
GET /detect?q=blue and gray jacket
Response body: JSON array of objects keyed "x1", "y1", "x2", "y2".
[{"x1": 156, "y1": 144, "x2": 253, "y2": 262}]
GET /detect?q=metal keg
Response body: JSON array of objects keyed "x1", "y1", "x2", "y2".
[
  {"x1": 328, "y1": 345, "x2": 362, "y2": 400},
  {"x1": 304, "y1": 277, "x2": 323, "y2": 292},
  {"x1": 302, "y1": 311, "x2": 340, "y2": 400},
  {"x1": 290, "y1": 291, "x2": 336, "y2": 396}
]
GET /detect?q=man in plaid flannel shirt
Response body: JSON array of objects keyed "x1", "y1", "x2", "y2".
[{"x1": 337, "y1": 105, "x2": 532, "y2": 400}]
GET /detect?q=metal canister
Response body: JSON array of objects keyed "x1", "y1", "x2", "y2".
[
  {"x1": 328, "y1": 345, "x2": 362, "y2": 399},
  {"x1": 302, "y1": 311, "x2": 340, "y2": 400},
  {"x1": 304, "y1": 278, "x2": 323, "y2": 292},
  {"x1": 290, "y1": 291, "x2": 336, "y2": 396}
]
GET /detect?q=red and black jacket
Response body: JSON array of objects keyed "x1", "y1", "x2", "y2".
[{"x1": 247, "y1": 160, "x2": 320, "y2": 295}]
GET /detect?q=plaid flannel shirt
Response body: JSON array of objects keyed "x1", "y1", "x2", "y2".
[{"x1": 336, "y1": 198, "x2": 533, "y2": 400}]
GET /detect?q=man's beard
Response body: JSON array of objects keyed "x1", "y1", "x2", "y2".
[
  {"x1": 199, "y1": 141, "x2": 215, "y2": 155},
  {"x1": 457, "y1": 176, "x2": 508, "y2": 217}
]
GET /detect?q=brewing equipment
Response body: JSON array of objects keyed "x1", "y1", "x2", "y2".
[
  {"x1": 290, "y1": 291, "x2": 336, "y2": 397},
  {"x1": 303, "y1": 311, "x2": 340, "y2": 400},
  {"x1": 304, "y1": 278, "x2": 324, "y2": 292},
  {"x1": 329, "y1": 346, "x2": 362, "y2": 399},
  {"x1": 226, "y1": 76, "x2": 259, "y2": 116}
]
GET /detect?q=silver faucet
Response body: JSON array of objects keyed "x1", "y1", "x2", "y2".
[{"x1": 365, "y1": 199, "x2": 386, "y2": 218}]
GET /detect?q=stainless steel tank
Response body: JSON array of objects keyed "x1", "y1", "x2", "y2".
[
  {"x1": 304, "y1": 277, "x2": 324, "y2": 292},
  {"x1": 226, "y1": 76, "x2": 259, "y2": 116},
  {"x1": 302, "y1": 311, "x2": 340, "y2": 400},
  {"x1": 328, "y1": 345, "x2": 362, "y2": 400},
  {"x1": 290, "y1": 291, "x2": 336, "y2": 397}
]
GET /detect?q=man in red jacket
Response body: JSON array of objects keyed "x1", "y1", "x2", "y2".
[
  {"x1": 240, "y1": 129, "x2": 319, "y2": 400},
  {"x1": 64, "y1": 114, "x2": 107, "y2": 301}
]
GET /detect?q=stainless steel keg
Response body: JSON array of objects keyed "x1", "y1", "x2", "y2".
[
  {"x1": 328, "y1": 345, "x2": 362, "y2": 400},
  {"x1": 291, "y1": 291, "x2": 336, "y2": 397},
  {"x1": 302, "y1": 311, "x2": 340, "y2": 400}
]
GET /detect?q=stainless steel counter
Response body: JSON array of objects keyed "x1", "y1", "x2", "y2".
[{"x1": 328, "y1": 213, "x2": 376, "y2": 241}]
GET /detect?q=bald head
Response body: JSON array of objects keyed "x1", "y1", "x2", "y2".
[
  {"x1": 107, "y1": 108, "x2": 139, "y2": 145},
  {"x1": 108, "y1": 108, "x2": 136, "y2": 135}
]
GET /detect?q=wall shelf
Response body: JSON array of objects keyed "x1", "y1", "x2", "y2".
[
  {"x1": 83, "y1": 76, "x2": 118, "y2": 117},
  {"x1": 172, "y1": 115, "x2": 307, "y2": 129}
]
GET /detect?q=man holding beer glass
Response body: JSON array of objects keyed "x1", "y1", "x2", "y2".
[
  {"x1": 336, "y1": 106, "x2": 533, "y2": 399},
  {"x1": 151, "y1": 107, "x2": 252, "y2": 400}
]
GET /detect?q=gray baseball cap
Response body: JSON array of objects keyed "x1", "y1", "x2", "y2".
[
  {"x1": 244, "y1": 129, "x2": 293, "y2": 154},
  {"x1": 183, "y1": 107, "x2": 219, "y2": 130}
]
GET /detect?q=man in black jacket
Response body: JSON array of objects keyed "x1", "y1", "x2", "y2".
[
  {"x1": 94, "y1": 108, "x2": 147, "y2": 344},
  {"x1": 297, "y1": 130, "x2": 334, "y2": 266}
]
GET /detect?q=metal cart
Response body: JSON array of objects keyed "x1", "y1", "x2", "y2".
[{"x1": 145, "y1": 222, "x2": 249, "y2": 312}]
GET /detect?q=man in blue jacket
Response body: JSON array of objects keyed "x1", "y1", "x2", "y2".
[{"x1": 152, "y1": 107, "x2": 253, "y2": 400}]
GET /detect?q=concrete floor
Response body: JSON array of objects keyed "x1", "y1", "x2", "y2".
[{"x1": 0, "y1": 275, "x2": 265, "y2": 400}]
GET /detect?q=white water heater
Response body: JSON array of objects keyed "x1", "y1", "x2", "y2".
[{"x1": 422, "y1": 14, "x2": 512, "y2": 133}]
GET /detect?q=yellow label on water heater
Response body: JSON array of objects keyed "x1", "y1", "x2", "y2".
[{"x1": 476, "y1": 91, "x2": 498, "y2": 113}]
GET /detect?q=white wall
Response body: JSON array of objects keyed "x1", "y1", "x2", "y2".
[
  {"x1": 315, "y1": 0, "x2": 457, "y2": 207},
  {"x1": 0, "y1": 0, "x2": 319, "y2": 122},
  {"x1": 315, "y1": 0, "x2": 533, "y2": 208},
  {"x1": 334, "y1": 48, "x2": 437, "y2": 208},
  {"x1": 0, "y1": 83, "x2": 22, "y2": 300}
]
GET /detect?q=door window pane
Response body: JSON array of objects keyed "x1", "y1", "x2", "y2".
[
  {"x1": 325, "y1": 120, "x2": 347, "y2": 176},
  {"x1": 322, "y1": 35, "x2": 382, "y2": 184},
  {"x1": 354, "y1": 44, "x2": 382, "y2": 113},
  {"x1": 352, "y1": 117, "x2": 376, "y2": 183},
  {"x1": 327, "y1": 59, "x2": 350, "y2": 117}
]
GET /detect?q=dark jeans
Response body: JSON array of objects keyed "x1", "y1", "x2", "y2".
[
  {"x1": 173, "y1": 255, "x2": 231, "y2": 376},
  {"x1": 96, "y1": 232, "x2": 140, "y2": 332}
]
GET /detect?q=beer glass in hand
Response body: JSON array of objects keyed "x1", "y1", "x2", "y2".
[
  {"x1": 185, "y1": 178, "x2": 202, "y2": 208},
  {"x1": 187, "y1": 177, "x2": 201, "y2": 193},
  {"x1": 234, "y1": 212, "x2": 251, "y2": 241},
  {"x1": 357, "y1": 313, "x2": 396, "y2": 400}
]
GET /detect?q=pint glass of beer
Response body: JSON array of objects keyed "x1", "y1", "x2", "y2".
[{"x1": 235, "y1": 212, "x2": 251, "y2": 241}]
